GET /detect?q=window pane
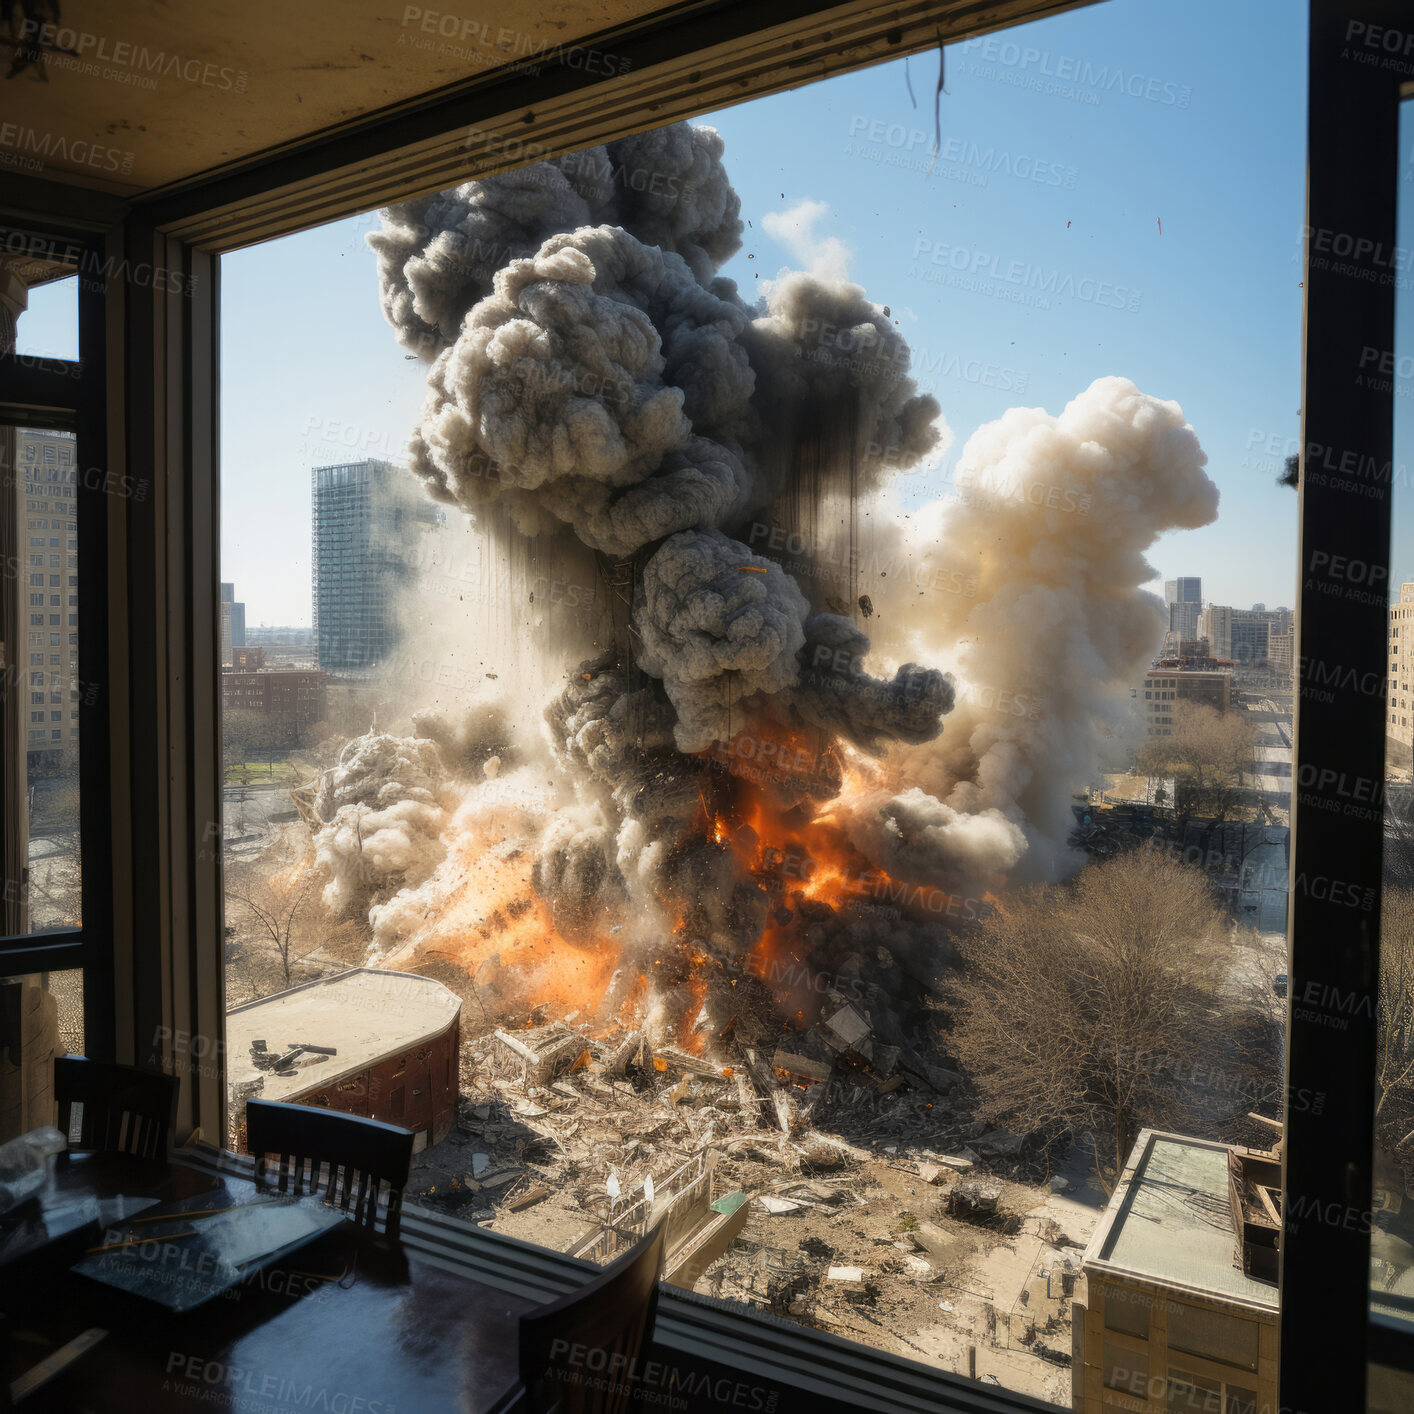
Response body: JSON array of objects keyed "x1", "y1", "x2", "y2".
[
  {"x1": 1104, "y1": 1283, "x2": 1152, "y2": 1338},
  {"x1": 1376, "y1": 95, "x2": 1414, "y2": 1346},
  {"x1": 5, "y1": 429, "x2": 81, "y2": 934},
  {"x1": 11, "y1": 275, "x2": 77, "y2": 362},
  {"x1": 1103, "y1": 1341, "x2": 1148, "y2": 1395},
  {"x1": 1224, "y1": 1385, "x2": 1256, "y2": 1414},
  {"x1": 1167, "y1": 1369, "x2": 1222, "y2": 1414},
  {"x1": 220, "y1": 2, "x2": 1300, "y2": 1405},
  {"x1": 1166, "y1": 1300, "x2": 1259, "y2": 1372}
]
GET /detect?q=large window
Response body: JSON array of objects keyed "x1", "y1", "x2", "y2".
[
  {"x1": 215, "y1": 3, "x2": 1305, "y2": 1406},
  {"x1": 1373, "y1": 91, "x2": 1414, "y2": 1394},
  {"x1": 1, "y1": 249, "x2": 110, "y2": 1130}
]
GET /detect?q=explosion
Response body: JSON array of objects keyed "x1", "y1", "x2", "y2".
[{"x1": 301, "y1": 121, "x2": 1218, "y2": 1060}]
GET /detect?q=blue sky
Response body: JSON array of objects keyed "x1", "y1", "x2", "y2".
[{"x1": 19, "y1": 0, "x2": 1316, "y2": 627}]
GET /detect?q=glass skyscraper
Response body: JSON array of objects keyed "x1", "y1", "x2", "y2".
[{"x1": 311, "y1": 460, "x2": 439, "y2": 671}]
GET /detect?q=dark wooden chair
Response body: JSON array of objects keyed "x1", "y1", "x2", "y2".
[
  {"x1": 53, "y1": 1055, "x2": 178, "y2": 1160},
  {"x1": 244, "y1": 1098, "x2": 415, "y2": 1239},
  {"x1": 487, "y1": 1222, "x2": 667, "y2": 1414}
]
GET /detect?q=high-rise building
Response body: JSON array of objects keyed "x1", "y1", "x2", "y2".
[
  {"x1": 1198, "y1": 604, "x2": 1277, "y2": 663},
  {"x1": 1389, "y1": 583, "x2": 1414, "y2": 753},
  {"x1": 219, "y1": 582, "x2": 234, "y2": 667},
  {"x1": 311, "y1": 460, "x2": 439, "y2": 671},
  {"x1": 1230, "y1": 611, "x2": 1271, "y2": 663},
  {"x1": 218, "y1": 582, "x2": 246, "y2": 659},
  {"x1": 15, "y1": 430, "x2": 80, "y2": 776},
  {"x1": 1164, "y1": 577, "x2": 1203, "y2": 645}
]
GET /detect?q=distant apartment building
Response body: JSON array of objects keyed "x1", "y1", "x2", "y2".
[
  {"x1": 222, "y1": 669, "x2": 328, "y2": 746},
  {"x1": 311, "y1": 460, "x2": 439, "y2": 671},
  {"x1": 1390, "y1": 583, "x2": 1414, "y2": 754},
  {"x1": 1267, "y1": 627, "x2": 1294, "y2": 674},
  {"x1": 219, "y1": 583, "x2": 247, "y2": 665},
  {"x1": 1142, "y1": 668, "x2": 1231, "y2": 736},
  {"x1": 1230, "y1": 613, "x2": 1270, "y2": 664},
  {"x1": 1073, "y1": 1130, "x2": 1278, "y2": 1414},
  {"x1": 1199, "y1": 605, "x2": 1288, "y2": 666},
  {"x1": 247, "y1": 625, "x2": 314, "y2": 647},
  {"x1": 1165, "y1": 577, "x2": 1203, "y2": 645},
  {"x1": 16, "y1": 429, "x2": 81, "y2": 776},
  {"x1": 231, "y1": 646, "x2": 265, "y2": 671}
]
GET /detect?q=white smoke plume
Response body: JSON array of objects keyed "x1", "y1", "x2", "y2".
[
  {"x1": 306, "y1": 733, "x2": 452, "y2": 919},
  {"x1": 762, "y1": 199, "x2": 853, "y2": 282},
  {"x1": 849, "y1": 375, "x2": 1219, "y2": 893}
]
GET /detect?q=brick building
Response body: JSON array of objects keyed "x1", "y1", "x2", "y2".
[
  {"x1": 1142, "y1": 668, "x2": 1232, "y2": 737},
  {"x1": 226, "y1": 968, "x2": 461, "y2": 1154},
  {"x1": 222, "y1": 667, "x2": 327, "y2": 745}
]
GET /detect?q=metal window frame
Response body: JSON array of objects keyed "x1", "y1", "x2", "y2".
[
  {"x1": 0, "y1": 223, "x2": 115, "y2": 1062},
  {"x1": 1, "y1": 0, "x2": 1408, "y2": 1406},
  {"x1": 1282, "y1": 3, "x2": 1413, "y2": 1407}
]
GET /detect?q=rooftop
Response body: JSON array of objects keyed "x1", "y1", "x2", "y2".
[
  {"x1": 226, "y1": 967, "x2": 461, "y2": 1102},
  {"x1": 1083, "y1": 1129, "x2": 1279, "y2": 1313}
]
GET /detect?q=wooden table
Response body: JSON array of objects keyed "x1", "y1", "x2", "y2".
[{"x1": 3, "y1": 1148, "x2": 533, "y2": 1413}]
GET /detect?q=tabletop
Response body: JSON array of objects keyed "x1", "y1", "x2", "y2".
[{"x1": 2, "y1": 1148, "x2": 534, "y2": 1414}]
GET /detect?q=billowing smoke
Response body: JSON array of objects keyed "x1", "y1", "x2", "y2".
[
  {"x1": 304, "y1": 733, "x2": 451, "y2": 919},
  {"x1": 336, "y1": 123, "x2": 1218, "y2": 995},
  {"x1": 375, "y1": 125, "x2": 944, "y2": 775},
  {"x1": 367, "y1": 128, "x2": 741, "y2": 361},
  {"x1": 851, "y1": 376, "x2": 1219, "y2": 892}
]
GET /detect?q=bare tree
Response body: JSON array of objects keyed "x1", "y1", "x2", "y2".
[
  {"x1": 949, "y1": 847, "x2": 1278, "y2": 1189},
  {"x1": 224, "y1": 825, "x2": 366, "y2": 996},
  {"x1": 1377, "y1": 888, "x2": 1414, "y2": 1185},
  {"x1": 223, "y1": 708, "x2": 267, "y2": 779},
  {"x1": 1135, "y1": 701, "x2": 1258, "y2": 821},
  {"x1": 27, "y1": 775, "x2": 82, "y2": 929},
  {"x1": 1385, "y1": 791, "x2": 1414, "y2": 890}
]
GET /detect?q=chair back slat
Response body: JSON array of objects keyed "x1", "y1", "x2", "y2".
[
  {"x1": 245, "y1": 1099, "x2": 414, "y2": 1238},
  {"x1": 518, "y1": 1223, "x2": 666, "y2": 1414},
  {"x1": 54, "y1": 1055, "x2": 178, "y2": 1160}
]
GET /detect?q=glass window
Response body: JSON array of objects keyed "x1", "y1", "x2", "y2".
[
  {"x1": 3, "y1": 428, "x2": 83, "y2": 935},
  {"x1": 1167, "y1": 1369, "x2": 1222, "y2": 1413},
  {"x1": 1106, "y1": 1284, "x2": 1152, "y2": 1339},
  {"x1": 216, "y1": 4, "x2": 1302, "y2": 1406},
  {"x1": 1376, "y1": 92, "x2": 1414, "y2": 1355},
  {"x1": 1166, "y1": 1301, "x2": 1259, "y2": 1372},
  {"x1": 1105, "y1": 1341, "x2": 1149, "y2": 1396}
]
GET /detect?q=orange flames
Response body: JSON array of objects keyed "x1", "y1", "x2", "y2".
[{"x1": 385, "y1": 726, "x2": 973, "y2": 1046}]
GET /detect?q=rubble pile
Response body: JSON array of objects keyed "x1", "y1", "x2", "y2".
[
  {"x1": 388, "y1": 952, "x2": 1090, "y2": 1405},
  {"x1": 402, "y1": 969, "x2": 1055, "y2": 1242}
]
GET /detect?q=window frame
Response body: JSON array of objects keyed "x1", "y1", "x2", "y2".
[
  {"x1": 0, "y1": 0, "x2": 1407, "y2": 1409},
  {"x1": 0, "y1": 228, "x2": 115, "y2": 1061}
]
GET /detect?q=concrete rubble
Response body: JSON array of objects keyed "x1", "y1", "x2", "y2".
[{"x1": 393, "y1": 981, "x2": 1100, "y2": 1404}]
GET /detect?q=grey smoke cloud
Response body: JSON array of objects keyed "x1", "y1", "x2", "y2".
[
  {"x1": 306, "y1": 733, "x2": 451, "y2": 918},
  {"x1": 369, "y1": 125, "x2": 743, "y2": 360},
  {"x1": 356, "y1": 121, "x2": 1233, "y2": 981},
  {"x1": 792, "y1": 613, "x2": 955, "y2": 754},
  {"x1": 374, "y1": 122, "x2": 946, "y2": 764},
  {"x1": 636, "y1": 528, "x2": 810, "y2": 753}
]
